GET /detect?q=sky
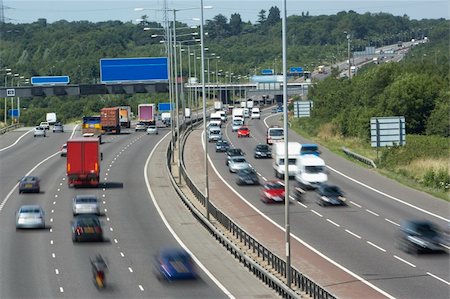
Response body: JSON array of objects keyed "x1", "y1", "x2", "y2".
[{"x1": 3, "y1": 0, "x2": 449, "y2": 25}]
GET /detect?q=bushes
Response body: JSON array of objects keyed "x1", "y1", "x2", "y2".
[{"x1": 423, "y1": 169, "x2": 450, "y2": 191}]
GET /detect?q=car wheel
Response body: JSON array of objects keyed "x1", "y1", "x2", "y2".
[{"x1": 229, "y1": 168, "x2": 232, "y2": 173}]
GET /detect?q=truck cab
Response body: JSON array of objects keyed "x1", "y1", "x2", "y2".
[
  {"x1": 272, "y1": 142, "x2": 301, "y2": 179},
  {"x1": 295, "y1": 155, "x2": 328, "y2": 189}
]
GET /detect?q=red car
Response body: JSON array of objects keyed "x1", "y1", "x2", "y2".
[
  {"x1": 260, "y1": 180, "x2": 285, "y2": 203},
  {"x1": 237, "y1": 126, "x2": 250, "y2": 138}
]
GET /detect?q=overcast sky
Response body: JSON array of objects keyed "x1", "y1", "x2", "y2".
[{"x1": 4, "y1": 0, "x2": 449, "y2": 24}]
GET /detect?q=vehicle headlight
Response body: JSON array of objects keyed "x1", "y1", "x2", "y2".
[
  {"x1": 338, "y1": 196, "x2": 346, "y2": 201},
  {"x1": 321, "y1": 196, "x2": 330, "y2": 202}
]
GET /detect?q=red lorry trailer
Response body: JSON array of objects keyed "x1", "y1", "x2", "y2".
[
  {"x1": 100, "y1": 107, "x2": 121, "y2": 134},
  {"x1": 67, "y1": 138, "x2": 101, "y2": 187},
  {"x1": 138, "y1": 104, "x2": 155, "y2": 126}
]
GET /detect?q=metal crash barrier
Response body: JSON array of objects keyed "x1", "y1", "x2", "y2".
[{"x1": 166, "y1": 116, "x2": 336, "y2": 299}]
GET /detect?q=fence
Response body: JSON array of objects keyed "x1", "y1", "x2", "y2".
[
  {"x1": 0, "y1": 123, "x2": 23, "y2": 135},
  {"x1": 166, "y1": 117, "x2": 336, "y2": 299}
]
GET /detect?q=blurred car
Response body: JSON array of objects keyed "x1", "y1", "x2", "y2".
[
  {"x1": 207, "y1": 122, "x2": 221, "y2": 130},
  {"x1": 72, "y1": 195, "x2": 100, "y2": 216},
  {"x1": 60, "y1": 143, "x2": 67, "y2": 157},
  {"x1": 135, "y1": 122, "x2": 147, "y2": 132},
  {"x1": 71, "y1": 215, "x2": 103, "y2": 242},
  {"x1": 215, "y1": 139, "x2": 230, "y2": 152},
  {"x1": 16, "y1": 205, "x2": 45, "y2": 229},
  {"x1": 237, "y1": 126, "x2": 250, "y2": 138},
  {"x1": 236, "y1": 168, "x2": 259, "y2": 185},
  {"x1": 53, "y1": 122, "x2": 64, "y2": 133},
  {"x1": 254, "y1": 144, "x2": 271, "y2": 159},
  {"x1": 155, "y1": 248, "x2": 197, "y2": 280},
  {"x1": 228, "y1": 156, "x2": 250, "y2": 173},
  {"x1": 271, "y1": 107, "x2": 278, "y2": 113},
  {"x1": 146, "y1": 124, "x2": 158, "y2": 135},
  {"x1": 231, "y1": 119, "x2": 243, "y2": 132},
  {"x1": 18, "y1": 176, "x2": 40, "y2": 193},
  {"x1": 39, "y1": 121, "x2": 50, "y2": 130},
  {"x1": 208, "y1": 128, "x2": 222, "y2": 143},
  {"x1": 398, "y1": 220, "x2": 446, "y2": 254},
  {"x1": 315, "y1": 184, "x2": 346, "y2": 206},
  {"x1": 33, "y1": 126, "x2": 46, "y2": 137},
  {"x1": 276, "y1": 106, "x2": 283, "y2": 112},
  {"x1": 226, "y1": 148, "x2": 245, "y2": 166},
  {"x1": 260, "y1": 180, "x2": 285, "y2": 203}
]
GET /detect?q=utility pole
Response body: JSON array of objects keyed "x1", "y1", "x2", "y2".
[{"x1": 345, "y1": 31, "x2": 351, "y2": 78}]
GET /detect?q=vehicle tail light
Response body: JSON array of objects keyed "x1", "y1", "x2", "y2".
[{"x1": 76, "y1": 227, "x2": 83, "y2": 235}]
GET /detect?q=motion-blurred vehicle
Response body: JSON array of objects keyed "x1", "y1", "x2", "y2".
[
  {"x1": 16, "y1": 205, "x2": 45, "y2": 229},
  {"x1": 91, "y1": 254, "x2": 108, "y2": 289},
  {"x1": 53, "y1": 122, "x2": 64, "y2": 133},
  {"x1": 260, "y1": 180, "x2": 285, "y2": 203},
  {"x1": 237, "y1": 126, "x2": 250, "y2": 138},
  {"x1": 72, "y1": 195, "x2": 100, "y2": 216},
  {"x1": 228, "y1": 156, "x2": 250, "y2": 173},
  {"x1": 226, "y1": 148, "x2": 245, "y2": 165},
  {"x1": 39, "y1": 121, "x2": 50, "y2": 130},
  {"x1": 71, "y1": 215, "x2": 103, "y2": 242},
  {"x1": 315, "y1": 184, "x2": 346, "y2": 206},
  {"x1": 18, "y1": 176, "x2": 40, "y2": 193},
  {"x1": 60, "y1": 143, "x2": 67, "y2": 157},
  {"x1": 231, "y1": 119, "x2": 244, "y2": 132},
  {"x1": 398, "y1": 220, "x2": 446, "y2": 254},
  {"x1": 215, "y1": 139, "x2": 230, "y2": 152},
  {"x1": 135, "y1": 122, "x2": 147, "y2": 132},
  {"x1": 33, "y1": 126, "x2": 46, "y2": 137},
  {"x1": 154, "y1": 248, "x2": 197, "y2": 280},
  {"x1": 146, "y1": 124, "x2": 158, "y2": 135},
  {"x1": 236, "y1": 168, "x2": 259, "y2": 185},
  {"x1": 254, "y1": 144, "x2": 271, "y2": 159}
]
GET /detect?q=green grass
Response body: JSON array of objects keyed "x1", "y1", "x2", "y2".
[{"x1": 290, "y1": 119, "x2": 450, "y2": 201}]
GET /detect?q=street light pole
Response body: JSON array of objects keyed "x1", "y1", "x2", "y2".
[
  {"x1": 200, "y1": 0, "x2": 210, "y2": 220},
  {"x1": 345, "y1": 31, "x2": 351, "y2": 78},
  {"x1": 282, "y1": 0, "x2": 291, "y2": 288}
]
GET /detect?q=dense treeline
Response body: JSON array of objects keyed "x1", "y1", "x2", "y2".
[{"x1": 0, "y1": 9, "x2": 448, "y2": 128}]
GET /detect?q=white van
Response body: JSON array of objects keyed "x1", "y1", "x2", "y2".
[
  {"x1": 251, "y1": 107, "x2": 260, "y2": 119},
  {"x1": 210, "y1": 112, "x2": 222, "y2": 127},
  {"x1": 295, "y1": 155, "x2": 328, "y2": 189},
  {"x1": 272, "y1": 142, "x2": 301, "y2": 179}
]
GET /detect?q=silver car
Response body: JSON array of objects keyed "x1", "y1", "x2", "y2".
[
  {"x1": 33, "y1": 126, "x2": 46, "y2": 137},
  {"x1": 72, "y1": 195, "x2": 100, "y2": 216},
  {"x1": 146, "y1": 125, "x2": 158, "y2": 135},
  {"x1": 16, "y1": 205, "x2": 45, "y2": 229},
  {"x1": 228, "y1": 156, "x2": 250, "y2": 173}
]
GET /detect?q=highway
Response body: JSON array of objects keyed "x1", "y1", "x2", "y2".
[
  {"x1": 0, "y1": 124, "x2": 276, "y2": 298},
  {"x1": 199, "y1": 107, "x2": 450, "y2": 299}
]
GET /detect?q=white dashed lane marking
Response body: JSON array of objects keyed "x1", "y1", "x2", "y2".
[
  {"x1": 394, "y1": 255, "x2": 416, "y2": 268},
  {"x1": 385, "y1": 218, "x2": 400, "y2": 226},
  {"x1": 350, "y1": 201, "x2": 362, "y2": 208},
  {"x1": 366, "y1": 209, "x2": 380, "y2": 217},
  {"x1": 367, "y1": 241, "x2": 386, "y2": 252},
  {"x1": 327, "y1": 219, "x2": 341, "y2": 227},
  {"x1": 345, "y1": 229, "x2": 362, "y2": 239}
]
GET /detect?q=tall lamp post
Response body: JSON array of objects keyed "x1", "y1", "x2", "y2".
[
  {"x1": 2, "y1": 69, "x2": 12, "y2": 125},
  {"x1": 282, "y1": 0, "x2": 291, "y2": 288},
  {"x1": 345, "y1": 31, "x2": 351, "y2": 78}
]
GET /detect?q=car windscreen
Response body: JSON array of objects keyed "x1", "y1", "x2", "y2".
[
  {"x1": 266, "y1": 182, "x2": 283, "y2": 189},
  {"x1": 323, "y1": 186, "x2": 342, "y2": 196},
  {"x1": 268, "y1": 129, "x2": 283, "y2": 136},
  {"x1": 256, "y1": 145, "x2": 269, "y2": 151},
  {"x1": 20, "y1": 208, "x2": 41, "y2": 214},
  {"x1": 305, "y1": 166, "x2": 324, "y2": 173},
  {"x1": 233, "y1": 158, "x2": 246, "y2": 163},
  {"x1": 76, "y1": 197, "x2": 97, "y2": 203}
]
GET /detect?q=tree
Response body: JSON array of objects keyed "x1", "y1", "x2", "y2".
[
  {"x1": 267, "y1": 6, "x2": 281, "y2": 26},
  {"x1": 229, "y1": 13, "x2": 243, "y2": 35},
  {"x1": 257, "y1": 10, "x2": 267, "y2": 25},
  {"x1": 205, "y1": 14, "x2": 229, "y2": 39}
]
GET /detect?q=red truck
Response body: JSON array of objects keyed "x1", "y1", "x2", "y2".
[
  {"x1": 66, "y1": 138, "x2": 101, "y2": 187},
  {"x1": 138, "y1": 104, "x2": 155, "y2": 126},
  {"x1": 100, "y1": 107, "x2": 121, "y2": 134}
]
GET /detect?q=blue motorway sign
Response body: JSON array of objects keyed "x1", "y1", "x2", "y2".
[
  {"x1": 8, "y1": 109, "x2": 19, "y2": 117},
  {"x1": 100, "y1": 57, "x2": 168, "y2": 84},
  {"x1": 290, "y1": 67, "x2": 303, "y2": 73},
  {"x1": 31, "y1": 76, "x2": 70, "y2": 85},
  {"x1": 158, "y1": 102, "x2": 172, "y2": 111},
  {"x1": 261, "y1": 69, "x2": 274, "y2": 75}
]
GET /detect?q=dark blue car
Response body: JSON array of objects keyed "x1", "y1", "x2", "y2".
[{"x1": 155, "y1": 248, "x2": 197, "y2": 280}]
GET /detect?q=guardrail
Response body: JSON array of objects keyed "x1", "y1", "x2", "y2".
[
  {"x1": 166, "y1": 117, "x2": 336, "y2": 299},
  {"x1": 342, "y1": 147, "x2": 377, "y2": 168},
  {"x1": 0, "y1": 123, "x2": 23, "y2": 135}
]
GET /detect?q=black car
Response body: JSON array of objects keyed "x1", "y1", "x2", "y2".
[
  {"x1": 254, "y1": 144, "x2": 272, "y2": 159},
  {"x1": 236, "y1": 168, "x2": 259, "y2": 185},
  {"x1": 71, "y1": 215, "x2": 103, "y2": 242},
  {"x1": 226, "y1": 148, "x2": 245, "y2": 166},
  {"x1": 398, "y1": 220, "x2": 446, "y2": 254},
  {"x1": 215, "y1": 140, "x2": 230, "y2": 152},
  {"x1": 18, "y1": 176, "x2": 40, "y2": 193},
  {"x1": 315, "y1": 184, "x2": 346, "y2": 206}
]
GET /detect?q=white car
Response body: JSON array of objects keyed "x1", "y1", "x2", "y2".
[
  {"x1": 60, "y1": 143, "x2": 67, "y2": 157},
  {"x1": 228, "y1": 156, "x2": 250, "y2": 173},
  {"x1": 39, "y1": 121, "x2": 50, "y2": 130},
  {"x1": 72, "y1": 195, "x2": 100, "y2": 216},
  {"x1": 33, "y1": 126, "x2": 46, "y2": 137},
  {"x1": 232, "y1": 119, "x2": 244, "y2": 132},
  {"x1": 16, "y1": 205, "x2": 45, "y2": 229},
  {"x1": 146, "y1": 125, "x2": 158, "y2": 135}
]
